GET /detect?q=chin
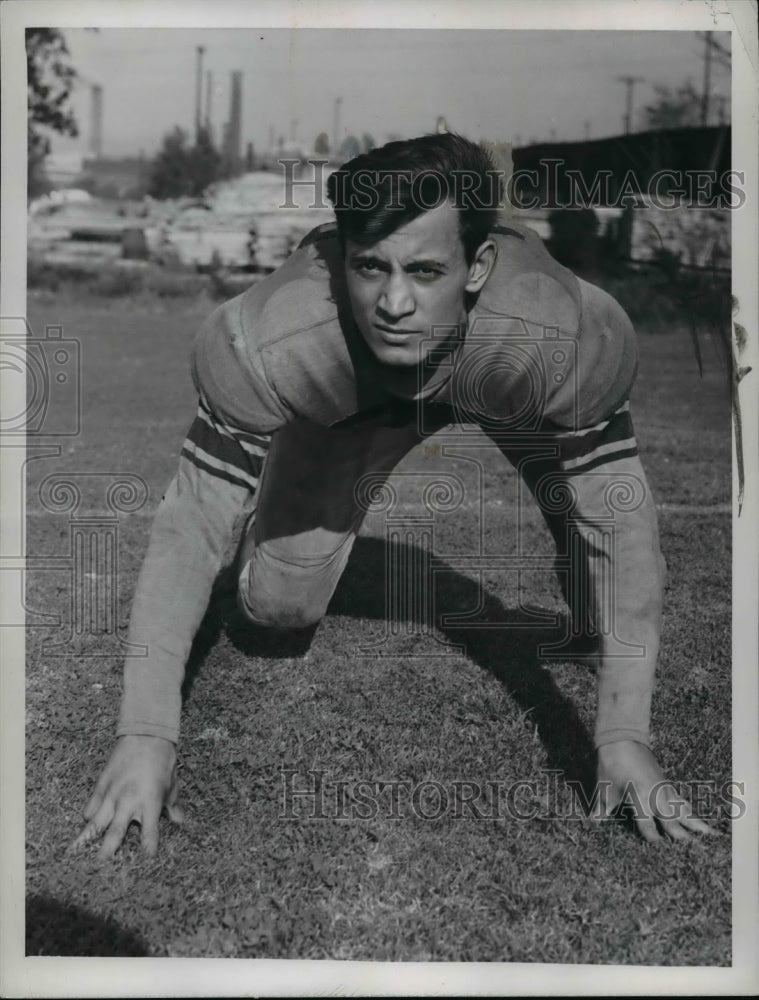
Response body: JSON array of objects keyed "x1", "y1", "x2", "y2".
[{"x1": 370, "y1": 346, "x2": 421, "y2": 367}]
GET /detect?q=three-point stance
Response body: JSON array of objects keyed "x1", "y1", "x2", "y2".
[{"x1": 75, "y1": 134, "x2": 713, "y2": 857}]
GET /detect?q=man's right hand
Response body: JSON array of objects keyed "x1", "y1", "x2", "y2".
[{"x1": 72, "y1": 734, "x2": 184, "y2": 859}]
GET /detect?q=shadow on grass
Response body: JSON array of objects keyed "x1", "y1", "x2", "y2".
[
  {"x1": 183, "y1": 535, "x2": 597, "y2": 799},
  {"x1": 26, "y1": 894, "x2": 149, "y2": 956}
]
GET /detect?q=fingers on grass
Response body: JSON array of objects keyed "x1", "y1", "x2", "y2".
[
  {"x1": 84, "y1": 766, "x2": 116, "y2": 820},
  {"x1": 165, "y1": 773, "x2": 185, "y2": 824},
  {"x1": 680, "y1": 813, "x2": 719, "y2": 837},
  {"x1": 658, "y1": 818, "x2": 694, "y2": 842},
  {"x1": 590, "y1": 781, "x2": 616, "y2": 822},
  {"x1": 140, "y1": 800, "x2": 161, "y2": 856},
  {"x1": 97, "y1": 801, "x2": 136, "y2": 860},
  {"x1": 77, "y1": 796, "x2": 116, "y2": 846},
  {"x1": 655, "y1": 797, "x2": 716, "y2": 839},
  {"x1": 71, "y1": 821, "x2": 100, "y2": 850},
  {"x1": 166, "y1": 801, "x2": 186, "y2": 825},
  {"x1": 82, "y1": 792, "x2": 103, "y2": 823},
  {"x1": 635, "y1": 816, "x2": 663, "y2": 843}
]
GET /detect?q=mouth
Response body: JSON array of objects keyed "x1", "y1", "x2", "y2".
[{"x1": 373, "y1": 323, "x2": 419, "y2": 342}]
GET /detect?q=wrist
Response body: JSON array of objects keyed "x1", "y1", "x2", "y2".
[
  {"x1": 595, "y1": 728, "x2": 651, "y2": 752},
  {"x1": 116, "y1": 719, "x2": 179, "y2": 744},
  {"x1": 597, "y1": 737, "x2": 651, "y2": 761}
]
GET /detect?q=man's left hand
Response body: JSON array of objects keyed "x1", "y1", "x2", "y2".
[{"x1": 594, "y1": 740, "x2": 718, "y2": 842}]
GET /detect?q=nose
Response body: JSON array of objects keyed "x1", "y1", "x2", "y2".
[{"x1": 378, "y1": 272, "x2": 415, "y2": 321}]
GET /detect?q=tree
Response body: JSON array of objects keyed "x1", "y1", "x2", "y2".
[
  {"x1": 643, "y1": 80, "x2": 702, "y2": 130},
  {"x1": 149, "y1": 127, "x2": 192, "y2": 199},
  {"x1": 361, "y1": 132, "x2": 376, "y2": 153},
  {"x1": 26, "y1": 28, "x2": 79, "y2": 197},
  {"x1": 339, "y1": 134, "x2": 361, "y2": 161},
  {"x1": 188, "y1": 126, "x2": 223, "y2": 194},
  {"x1": 148, "y1": 125, "x2": 224, "y2": 199},
  {"x1": 314, "y1": 131, "x2": 330, "y2": 155}
]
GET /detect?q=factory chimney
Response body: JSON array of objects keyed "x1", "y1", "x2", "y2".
[
  {"x1": 90, "y1": 84, "x2": 103, "y2": 159},
  {"x1": 195, "y1": 46, "x2": 205, "y2": 141},
  {"x1": 223, "y1": 71, "x2": 243, "y2": 171},
  {"x1": 205, "y1": 69, "x2": 213, "y2": 136}
]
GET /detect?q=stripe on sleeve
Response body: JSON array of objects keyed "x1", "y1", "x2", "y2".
[
  {"x1": 193, "y1": 408, "x2": 269, "y2": 461},
  {"x1": 181, "y1": 399, "x2": 270, "y2": 492},
  {"x1": 554, "y1": 403, "x2": 638, "y2": 475},
  {"x1": 181, "y1": 442, "x2": 261, "y2": 491}
]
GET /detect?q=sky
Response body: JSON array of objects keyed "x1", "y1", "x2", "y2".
[{"x1": 52, "y1": 26, "x2": 730, "y2": 160}]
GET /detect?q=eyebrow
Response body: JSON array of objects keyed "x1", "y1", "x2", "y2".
[
  {"x1": 408, "y1": 257, "x2": 448, "y2": 269},
  {"x1": 348, "y1": 250, "x2": 449, "y2": 269}
]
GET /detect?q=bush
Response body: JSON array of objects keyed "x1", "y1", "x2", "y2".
[
  {"x1": 91, "y1": 266, "x2": 146, "y2": 298},
  {"x1": 27, "y1": 257, "x2": 97, "y2": 291},
  {"x1": 147, "y1": 270, "x2": 207, "y2": 298},
  {"x1": 598, "y1": 265, "x2": 731, "y2": 336},
  {"x1": 26, "y1": 258, "x2": 213, "y2": 300}
]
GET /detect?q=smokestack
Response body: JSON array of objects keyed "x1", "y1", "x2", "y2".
[
  {"x1": 195, "y1": 46, "x2": 205, "y2": 140},
  {"x1": 224, "y1": 70, "x2": 243, "y2": 169},
  {"x1": 205, "y1": 69, "x2": 213, "y2": 133},
  {"x1": 90, "y1": 84, "x2": 103, "y2": 159}
]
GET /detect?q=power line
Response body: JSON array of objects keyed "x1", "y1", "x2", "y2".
[
  {"x1": 616, "y1": 75, "x2": 645, "y2": 135},
  {"x1": 702, "y1": 31, "x2": 731, "y2": 70},
  {"x1": 701, "y1": 31, "x2": 712, "y2": 126}
]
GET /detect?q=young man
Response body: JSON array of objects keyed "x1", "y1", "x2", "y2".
[{"x1": 75, "y1": 133, "x2": 712, "y2": 858}]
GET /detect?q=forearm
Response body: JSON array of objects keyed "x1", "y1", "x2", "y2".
[
  {"x1": 592, "y1": 515, "x2": 664, "y2": 749},
  {"x1": 570, "y1": 463, "x2": 665, "y2": 749},
  {"x1": 117, "y1": 460, "x2": 252, "y2": 743}
]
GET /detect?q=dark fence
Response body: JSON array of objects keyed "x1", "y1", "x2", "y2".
[{"x1": 512, "y1": 126, "x2": 732, "y2": 209}]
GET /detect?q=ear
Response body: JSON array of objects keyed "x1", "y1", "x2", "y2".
[{"x1": 464, "y1": 239, "x2": 497, "y2": 293}]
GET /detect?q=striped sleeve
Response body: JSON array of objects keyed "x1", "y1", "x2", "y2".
[
  {"x1": 180, "y1": 395, "x2": 271, "y2": 493},
  {"x1": 549, "y1": 401, "x2": 638, "y2": 475}
]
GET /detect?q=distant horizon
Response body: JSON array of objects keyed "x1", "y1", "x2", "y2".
[
  {"x1": 48, "y1": 27, "x2": 730, "y2": 161},
  {"x1": 45, "y1": 119, "x2": 734, "y2": 179}
]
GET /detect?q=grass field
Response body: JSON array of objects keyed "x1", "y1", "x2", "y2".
[{"x1": 25, "y1": 278, "x2": 732, "y2": 964}]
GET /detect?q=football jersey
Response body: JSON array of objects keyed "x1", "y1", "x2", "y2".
[{"x1": 191, "y1": 221, "x2": 638, "y2": 439}]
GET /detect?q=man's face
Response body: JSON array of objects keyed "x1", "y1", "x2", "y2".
[{"x1": 344, "y1": 201, "x2": 488, "y2": 367}]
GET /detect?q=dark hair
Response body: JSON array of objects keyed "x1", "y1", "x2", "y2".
[{"x1": 326, "y1": 133, "x2": 503, "y2": 264}]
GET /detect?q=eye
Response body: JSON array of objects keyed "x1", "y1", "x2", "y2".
[
  {"x1": 353, "y1": 259, "x2": 383, "y2": 276},
  {"x1": 413, "y1": 266, "x2": 442, "y2": 281}
]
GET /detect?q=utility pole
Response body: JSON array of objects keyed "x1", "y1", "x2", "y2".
[
  {"x1": 701, "y1": 30, "x2": 712, "y2": 126},
  {"x1": 617, "y1": 75, "x2": 644, "y2": 134},
  {"x1": 195, "y1": 46, "x2": 205, "y2": 141}
]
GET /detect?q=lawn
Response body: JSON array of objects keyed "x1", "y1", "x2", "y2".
[{"x1": 24, "y1": 278, "x2": 732, "y2": 964}]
